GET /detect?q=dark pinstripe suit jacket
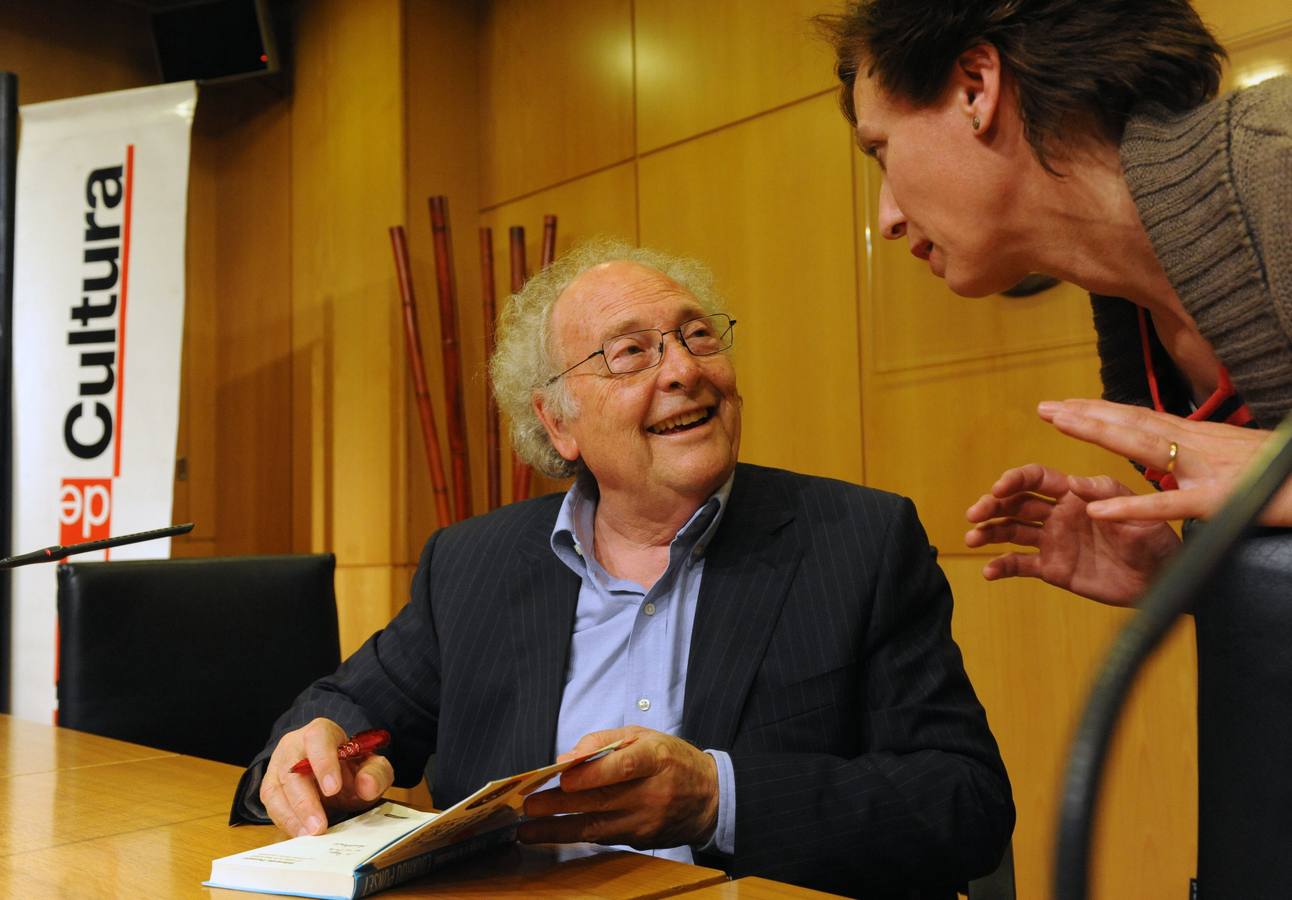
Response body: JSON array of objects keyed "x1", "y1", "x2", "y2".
[{"x1": 234, "y1": 463, "x2": 1013, "y2": 898}]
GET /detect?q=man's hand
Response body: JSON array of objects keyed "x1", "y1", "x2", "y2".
[
  {"x1": 519, "y1": 725, "x2": 718, "y2": 850},
  {"x1": 259, "y1": 717, "x2": 395, "y2": 837},
  {"x1": 965, "y1": 463, "x2": 1180, "y2": 606}
]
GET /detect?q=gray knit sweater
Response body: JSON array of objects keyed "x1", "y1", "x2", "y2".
[{"x1": 1092, "y1": 75, "x2": 1292, "y2": 428}]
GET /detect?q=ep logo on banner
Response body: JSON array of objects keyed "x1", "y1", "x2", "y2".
[
  {"x1": 9, "y1": 81, "x2": 196, "y2": 722},
  {"x1": 59, "y1": 479, "x2": 114, "y2": 545}
]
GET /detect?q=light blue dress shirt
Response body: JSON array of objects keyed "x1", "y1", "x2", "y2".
[{"x1": 548, "y1": 473, "x2": 737, "y2": 863}]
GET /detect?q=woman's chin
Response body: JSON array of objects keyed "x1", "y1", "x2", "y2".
[{"x1": 945, "y1": 265, "x2": 1023, "y2": 299}]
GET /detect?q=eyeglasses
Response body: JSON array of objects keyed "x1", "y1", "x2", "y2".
[{"x1": 545, "y1": 313, "x2": 737, "y2": 387}]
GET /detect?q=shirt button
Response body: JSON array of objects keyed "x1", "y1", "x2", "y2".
[
  {"x1": 643, "y1": 602, "x2": 656, "y2": 616},
  {"x1": 573, "y1": 543, "x2": 583, "y2": 557},
  {"x1": 637, "y1": 698, "x2": 651, "y2": 711}
]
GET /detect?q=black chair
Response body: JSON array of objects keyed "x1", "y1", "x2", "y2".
[
  {"x1": 1193, "y1": 527, "x2": 1292, "y2": 898},
  {"x1": 56, "y1": 554, "x2": 340, "y2": 767},
  {"x1": 966, "y1": 841, "x2": 1015, "y2": 900}
]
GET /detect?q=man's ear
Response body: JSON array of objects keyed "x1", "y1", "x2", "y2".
[
  {"x1": 953, "y1": 43, "x2": 1003, "y2": 134},
  {"x1": 533, "y1": 391, "x2": 580, "y2": 463}
]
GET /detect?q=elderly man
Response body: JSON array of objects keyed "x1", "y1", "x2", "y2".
[{"x1": 231, "y1": 240, "x2": 1013, "y2": 898}]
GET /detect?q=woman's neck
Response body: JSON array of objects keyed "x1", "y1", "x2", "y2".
[{"x1": 1023, "y1": 141, "x2": 1222, "y2": 400}]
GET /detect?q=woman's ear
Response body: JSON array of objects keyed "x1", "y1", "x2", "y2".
[
  {"x1": 954, "y1": 43, "x2": 1003, "y2": 134},
  {"x1": 533, "y1": 391, "x2": 580, "y2": 463}
]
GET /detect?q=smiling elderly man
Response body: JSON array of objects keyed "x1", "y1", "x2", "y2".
[{"x1": 231, "y1": 240, "x2": 1014, "y2": 898}]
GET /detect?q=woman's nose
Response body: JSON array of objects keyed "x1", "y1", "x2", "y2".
[{"x1": 877, "y1": 178, "x2": 906, "y2": 240}]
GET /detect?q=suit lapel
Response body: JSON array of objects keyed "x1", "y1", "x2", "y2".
[
  {"x1": 683, "y1": 465, "x2": 801, "y2": 750},
  {"x1": 508, "y1": 501, "x2": 580, "y2": 770}
]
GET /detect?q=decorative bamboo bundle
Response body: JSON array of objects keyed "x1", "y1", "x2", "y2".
[
  {"x1": 388, "y1": 225, "x2": 452, "y2": 529},
  {"x1": 478, "y1": 227, "x2": 501, "y2": 511},
  {"x1": 428, "y1": 196, "x2": 472, "y2": 521}
]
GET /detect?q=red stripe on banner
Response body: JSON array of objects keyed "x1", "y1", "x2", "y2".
[{"x1": 114, "y1": 144, "x2": 135, "y2": 478}]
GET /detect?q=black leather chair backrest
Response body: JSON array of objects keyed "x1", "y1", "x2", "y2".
[
  {"x1": 56, "y1": 554, "x2": 340, "y2": 767},
  {"x1": 1192, "y1": 526, "x2": 1292, "y2": 898},
  {"x1": 966, "y1": 841, "x2": 1015, "y2": 900}
]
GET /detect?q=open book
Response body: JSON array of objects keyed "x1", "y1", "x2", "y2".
[{"x1": 205, "y1": 739, "x2": 625, "y2": 899}]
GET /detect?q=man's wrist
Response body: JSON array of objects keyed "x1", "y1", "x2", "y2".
[{"x1": 697, "y1": 749, "x2": 735, "y2": 856}]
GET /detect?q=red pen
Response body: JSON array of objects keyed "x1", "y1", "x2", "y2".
[{"x1": 289, "y1": 728, "x2": 391, "y2": 776}]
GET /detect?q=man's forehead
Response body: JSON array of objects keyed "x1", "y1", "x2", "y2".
[{"x1": 558, "y1": 263, "x2": 698, "y2": 329}]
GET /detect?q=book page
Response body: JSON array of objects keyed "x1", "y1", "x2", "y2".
[
  {"x1": 367, "y1": 739, "x2": 625, "y2": 869},
  {"x1": 207, "y1": 803, "x2": 435, "y2": 889}
]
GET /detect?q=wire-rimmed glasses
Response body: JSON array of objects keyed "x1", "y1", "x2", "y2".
[{"x1": 544, "y1": 313, "x2": 737, "y2": 387}]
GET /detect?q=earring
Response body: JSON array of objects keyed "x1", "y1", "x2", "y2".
[{"x1": 971, "y1": 115, "x2": 981, "y2": 131}]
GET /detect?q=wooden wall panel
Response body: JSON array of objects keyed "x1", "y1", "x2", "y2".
[
  {"x1": 634, "y1": 0, "x2": 834, "y2": 152},
  {"x1": 479, "y1": 0, "x2": 634, "y2": 206},
  {"x1": 1223, "y1": 22, "x2": 1292, "y2": 90},
  {"x1": 291, "y1": 0, "x2": 408, "y2": 636},
  {"x1": 1194, "y1": 0, "x2": 1292, "y2": 42},
  {"x1": 172, "y1": 103, "x2": 220, "y2": 557},
  {"x1": 861, "y1": 346, "x2": 1139, "y2": 553},
  {"x1": 639, "y1": 95, "x2": 862, "y2": 484},
  {"x1": 947, "y1": 559, "x2": 1197, "y2": 900},
  {"x1": 333, "y1": 564, "x2": 416, "y2": 658},
  {"x1": 479, "y1": 162, "x2": 639, "y2": 501},
  {"x1": 208, "y1": 86, "x2": 294, "y2": 555},
  {"x1": 0, "y1": 0, "x2": 154, "y2": 105},
  {"x1": 403, "y1": 0, "x2": 485, "y2": 559}
]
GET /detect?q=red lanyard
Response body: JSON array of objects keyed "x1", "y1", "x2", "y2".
[{"x1": 1137, "y1": 307, "x2": 1253, "y2": 489}]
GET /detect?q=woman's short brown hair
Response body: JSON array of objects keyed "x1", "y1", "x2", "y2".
[{"x1": 819, "y1": 0, "x2": 1226, "y2": 171}]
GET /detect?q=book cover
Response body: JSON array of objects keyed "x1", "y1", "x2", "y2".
[{"x1": 205, "y1": 739, "x2": 624, "y2": 898}]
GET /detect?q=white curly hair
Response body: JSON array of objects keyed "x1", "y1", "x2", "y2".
[{"x1": 489, "y1": 237, "x2": 726, "y2": 479}]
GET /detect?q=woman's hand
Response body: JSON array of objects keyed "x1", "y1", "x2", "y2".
[
  {"x1": 965, "y1": 463, "x2": 1180, "y2": 606},
  {"x1": 1038, "y1": 398, "x2": 1292, "y2": 524}
]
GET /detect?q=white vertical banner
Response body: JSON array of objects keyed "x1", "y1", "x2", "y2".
[{"x1": 9, "y1": 81, "x2": 197, "y2": 722}]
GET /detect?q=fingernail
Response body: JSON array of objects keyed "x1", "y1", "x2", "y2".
[
  {"x1": 322, "y1": 775, "x2": 338, "y2": 795},
  {"x1": 1038, "y1": 400, "x2": 1058, "y2": 415},
  {"x1": 305, "y1": 815, "x2": 323, "y2": 834}
]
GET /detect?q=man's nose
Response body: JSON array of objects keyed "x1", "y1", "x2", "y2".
[
  {"x1": 877, "y1": 178, "x2": 906, "y2": 240},
  {"x1": 656, "y1": 331, "x2": 702, "y2": 385}
]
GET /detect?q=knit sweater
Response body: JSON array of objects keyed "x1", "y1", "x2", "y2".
[{"x1": 1091, "y1": 75, "x2": 1292, "y2": 428}]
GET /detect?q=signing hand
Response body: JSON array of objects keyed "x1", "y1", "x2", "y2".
[
  {"x1": 965, "y1": 463, "x2": 1180, "y2": 606},
  {"x1": 260, "y1": 717, "x2": 394, "y2": 837},
  {"x1": 519, "y1": 725, "x2": 718, "y2": 850},
  {"x1": 1039, "y1": 398, "x2": 1292, "y2": 525}
]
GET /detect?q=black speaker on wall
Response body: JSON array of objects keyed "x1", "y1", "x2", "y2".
[{"x1": 152, "y1": 0, "x2": 279, "y2": 84}]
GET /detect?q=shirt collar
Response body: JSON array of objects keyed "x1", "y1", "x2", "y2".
[{"x1": 550, "y1": 471, "x2": 735, "y2": 571}]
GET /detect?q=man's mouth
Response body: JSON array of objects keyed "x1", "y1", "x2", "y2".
[
  {"x1": 911, "y1": 240, "x2": 934, "y2": 262},
  {"x1": 647, "y1": 407, "x2": 715, "y2": 435}
]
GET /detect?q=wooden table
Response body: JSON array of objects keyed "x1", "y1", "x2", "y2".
[
  {"x1": 677, "y1": 877, "x2": 848, "y2": 899},
  {"x1": 0, "y1": 715, "x2": 732, "y2": 898}
]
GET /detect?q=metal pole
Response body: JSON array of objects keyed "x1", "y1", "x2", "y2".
[{"x1": 0, "y1": 72, "x2": 18, "y2": 713}]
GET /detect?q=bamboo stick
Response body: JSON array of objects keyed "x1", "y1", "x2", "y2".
[
  {"x1": 479, "y1": 227, "x2": 501, "y2": 511},
  {"x1": 388, "y1": 225, "x2": 452, "y2": 530},
  {"x1": 508, "y1": 226, "x2": 532, "y2": 501},
  {"x1": 428, "y1": 196, "x2": 473, "y2": 521},
  {"x1": 540, "y1": 214, "x2": 557, "y2": 269}
]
